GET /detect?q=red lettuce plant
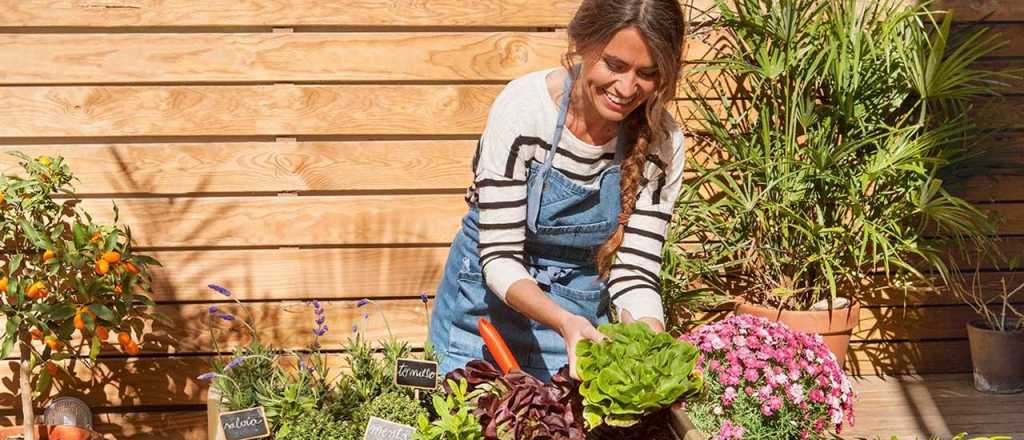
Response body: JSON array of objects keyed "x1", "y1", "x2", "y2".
[{"x1": 445, "y1": 360, "x2": 585, "y2": 440}]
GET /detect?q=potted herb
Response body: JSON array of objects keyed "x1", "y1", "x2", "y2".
[
  {"x1": 954, "y1": 256, "x2": 1024, "y2": 393},
  {"x1": 200, "y1": 289, "x2": 433, "y2": 440},
  {"x1": 669, "y1": 0, "x2": 1015, "y2": 363},
  {"x1": 0, "y1": 152, "x2": 163, "y2": 440}
]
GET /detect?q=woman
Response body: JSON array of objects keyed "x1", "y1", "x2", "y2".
[{"x1": 429, "y1": 0, "x2": 687, "y2": 381}]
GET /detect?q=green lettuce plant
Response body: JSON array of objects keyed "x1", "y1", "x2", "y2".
[{"x1": 575, "y1": 322, "x2": 703, "y2": 429}]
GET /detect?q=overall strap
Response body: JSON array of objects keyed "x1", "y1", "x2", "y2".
[{"x1": 539, "y1": 64, "x2": 579, "y2": 172}]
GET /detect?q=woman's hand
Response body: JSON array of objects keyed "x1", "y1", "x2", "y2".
[
  {"x1": 557, "y1": 313, "x2": 605, "y2": 380},
  {"x1": 619, "y1": 309, "x2": 666, "y2": 333}
]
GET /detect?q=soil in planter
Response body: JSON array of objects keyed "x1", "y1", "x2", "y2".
[{"x1": 586, "y1": 409, "x2": 676, "y2": 440}]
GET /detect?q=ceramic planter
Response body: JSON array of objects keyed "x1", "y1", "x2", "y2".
[
  {"x1": 735, "y1": 300, "x2": 860, "y2": 367},
  {"x1": 966, "y1": 319, "x2": 1024, "y2": 394}
]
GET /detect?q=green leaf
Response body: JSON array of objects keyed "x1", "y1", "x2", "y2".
[
  {"x1": 0, "y1": 334, "x2": 16, "y2": 359},
  {"x1": 9, "y1": 254, "x2": 22, "y2": 275},
  {"x1": 89, "y1": 335, "x2": 101, "y2": 360},
  {"x1": 72, "y1": 222, "x2": 88, "y2": 249},
  {"x1": 89, "y1": 304, "x2": 115, "y2": 322}
]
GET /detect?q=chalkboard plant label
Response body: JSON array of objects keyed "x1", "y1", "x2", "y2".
[
  {"x1": 393, "y1": 358, "x2": 438, "y2": 390},
  {"x1": 219, "y1": 406, "x2": 270, "y2": 440},
  {"x1": 363, "y1": 416, "x2": 416, "y2": 440}
]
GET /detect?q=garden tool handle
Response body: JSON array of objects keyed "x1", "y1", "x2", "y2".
[{"x1": 478, "y1": 318, "x2": 521, "y2": 374}]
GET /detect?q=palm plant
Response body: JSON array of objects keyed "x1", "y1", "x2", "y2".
[{"x1": 666, "y1": 0, "x2": 1019, "y2": 314}]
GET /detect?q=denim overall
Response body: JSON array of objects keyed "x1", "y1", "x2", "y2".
[{"x1": 429, "y1": 66, "x2": 625, "y2": 381}]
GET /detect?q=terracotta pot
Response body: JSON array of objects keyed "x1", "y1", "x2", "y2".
[
  {"x1": 0, "y1": 425, "x2": 100, "y2": 440},
  {"x1": 734, "y1": 300, "x2": 860, "y2": 368},
  {"x1": 967, "y1": 319, "x2": 1024, "y2": 394}
]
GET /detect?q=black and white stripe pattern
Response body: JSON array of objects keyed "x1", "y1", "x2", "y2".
[{"x1": 463, "y1": 67, "x2": 686, "y2": 326}]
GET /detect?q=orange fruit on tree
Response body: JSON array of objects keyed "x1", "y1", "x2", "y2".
[
  {"x1": 45, "y1": 362, "x2": 59, "y2": 376},
  {"x1": 101, "y1": 251, "x2": 121, "y2": 264},
  {"x1": 113, "y1": 285, "x2": 123, "y2": 294},
  {"x1": 73, "y1": 313, "x2": 85, "y2": 331},
  {"x1": 26, "y1": 281, "x2": 46, "y2": 299},
  {"x1": 42, "y1": 249, "x2": 56, "y2": 262},
  {"x1": 90, "y1": 232, "x2": 102, "y2": 243},
  {"x1": 44, "y1": 336, "x2": 62, "y2": 351},
  {"x1": 95, "y1": 259, "x2": 109, "y2": 275},
  {"x1": 0, "y1": 276, "x2": 7, "y2": 293},
  {"x1": 30, "y1": 328, "x2": 43, "y2": 340},
  {"x1": 123, "y1": 262, "x2": 139, "y2": 274},
  {"x1": 124, "y1": 341, "x2": 140, "y2": 356},
  {"x1": 117, "y1": 331, "x2": 131, "y2": 347},
  {"x1": 96, "y1": 325, "x2": 109, "y2": 341}
]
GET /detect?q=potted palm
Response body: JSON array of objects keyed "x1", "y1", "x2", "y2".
[
  {"x1": 0, "y1": 152, "x2": 163, "y2": 440},
  {"x1": 667, "y1": 0, "x2": 1017, "y2": 365},
  {"x1": 954, "y1": 255, "x2": 1024, "y2": 393}
]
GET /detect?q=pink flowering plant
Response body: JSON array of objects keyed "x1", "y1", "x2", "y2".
[{"x1": 680, "y1": 315, "x2": 855, "y2": 439}]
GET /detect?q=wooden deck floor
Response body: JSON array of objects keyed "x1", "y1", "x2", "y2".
[{"x1": 845, "y1": 374, "x2": 1024, "y2": 440}]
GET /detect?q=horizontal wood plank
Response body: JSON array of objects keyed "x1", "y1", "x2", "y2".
[
  {"x1": 0, "y1": 32, "x2": 565, "y2": 84},
  {"x1": 846, "y1": 373, "x2": 1024, "y2": 440},
  {"x1": 1, "y1": 127, "x2": 1018, "y2": 202},
  {"x1": 12, "y1": 299, "x2": 433, "y2": 357},
  {"x1": 0, "y1": 84, "x2": 499, "y2": 138},
  {"x1": 10, "y1": 299, "x2": 1007, "y2": 358},
  {"x1": 0, "y1": 339, "x2": 974, "y2": 407},
  {"x1": 78, "y1": 196, "x2": 1024, "y2": 247},
  {"x1": 146, "y1": 247, "x2": 451, "y2": 302},
  {"x1": 0, "y1": 0, "x2": 1016, "y2": 28},
  {"x1": 0, "y1": 85, "x2": 1018, "y2": 139},
  {"x1": 0, "y1": 0, "x2": 581, "y2": 28},
  {"x1": 0, "y1": 411, "x2": 209, "y2": 440},
  {"x1": 79, "y1": 194, "x2": 465, "y2": 247},
  {"x1": 0, "y1": 141, "x2": 477, "y2": 194}
]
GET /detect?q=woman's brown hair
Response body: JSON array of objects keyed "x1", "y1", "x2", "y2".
[{"x1": 561, "y1": 0, "x2": 687, "y2": 278}]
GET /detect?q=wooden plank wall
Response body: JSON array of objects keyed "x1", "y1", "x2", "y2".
[{"x1": 0, "y1": 1, "x2": 1020, "y2": 438}]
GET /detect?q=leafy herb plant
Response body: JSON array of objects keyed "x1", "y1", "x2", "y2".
[{"x1": 575, "y1": 322, "x2": 703, "y2": 429}]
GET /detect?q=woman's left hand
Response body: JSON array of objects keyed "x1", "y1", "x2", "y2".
[{"x1": 619, "y1": 309, "x2": 665, "y2": 333}]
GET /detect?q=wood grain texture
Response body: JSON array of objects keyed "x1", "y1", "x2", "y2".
[
  {"x1": 8, "y1": 299, "x2": 433, "y2": 357},
  {"x1": 1, "y1": 127, "x2": 1017, "y2": 202},
  {"x1": 0, "y1": 141, "x2": 477, "y2": 194},
  {"x1": 0, "y1": 84, "x2": 499, "y2": 138},
  {"x1": 145, "y1": 247, "x2": 451, "y2": 302},
  {"x1": 75, "y1": 196, "x2": 1024, "y2": 248},
  {"x1": 0, "y1": 340, "x2": 979, "y2": 408},
  {"x1": 0, "y1": 0, "x2": 1016, "y2": 28},
  {"x1": 0, "y1": 0, "x2": 582, "y2": 27},
  {"x1": 0, "y1": 32, "x2": 565, "y2": 84},
  {"x1": 78, "y1": 194, "x2": 465, "y2": 247},
  {"x1": 0, "y1": 411, "x2": 209, "y2": 440},
  {"x1": 846, "y1": 373, "x2": 1024, "y2": 439}
]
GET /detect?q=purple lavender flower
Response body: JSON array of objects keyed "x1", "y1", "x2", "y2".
[
  {"x1": 309, "y1": 300, "x2": 327, "y2": 337},
  {"x1": 225, "y1": 357, "x2": 245, "y2": 370},
  {"x1": 314, "y1": 325, "x2": 328, "y2": 337},
  {"x1": 351, "y1": 324, "x2": 359, "y2": 333},
  {"x1": 361, "y1": 312, "x2": 369, "y2": 320},
  {"x1": 207, "y1": 284, "x2": 232, "y2": 297},
  {"x1": 196, "y1": 372, "x2": 216, "y2": 381},
  {"x1": 419, "y1": 293, "x2": 429, "y2": 304},
  {"x1": 218, "y1": 312, "x2": 236, "y2": 321},
  {"x1": 356, "y1": 298, "x2": 370, "y2": 308},
  {"x1": 208, "y1": 305, "x2": 219, "y2": 314}
]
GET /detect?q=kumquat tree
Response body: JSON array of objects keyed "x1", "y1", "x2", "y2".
[{"x1": 0, "y1": 152, "x2": 164, "y2": 440}]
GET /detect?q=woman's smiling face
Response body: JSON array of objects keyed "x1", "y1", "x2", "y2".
[{"x1": 577, "y1": 26, "x2": 660, "y2": 124}]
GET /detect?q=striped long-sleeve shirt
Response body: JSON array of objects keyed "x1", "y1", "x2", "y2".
[{"x1": 466, "y1": 67, "x2": 686, "y2": 326}]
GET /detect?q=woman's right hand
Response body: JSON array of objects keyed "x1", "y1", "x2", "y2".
[{"x1": 557, "y1": 313, "x2": 605, "y2": 380}]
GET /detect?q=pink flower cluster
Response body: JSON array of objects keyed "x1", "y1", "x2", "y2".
[{"x1": 682, "y1": 314, "x2": 856, "y2": 440}]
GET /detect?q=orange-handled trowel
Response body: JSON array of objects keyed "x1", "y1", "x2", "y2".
[{"x1": 477, "y1": 318, "x2": 521, "y2": 375}]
